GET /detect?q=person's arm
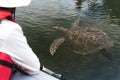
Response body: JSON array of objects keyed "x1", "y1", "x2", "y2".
[{"x1": 4, "y1": 26, "x2": 40, "y2": 74}]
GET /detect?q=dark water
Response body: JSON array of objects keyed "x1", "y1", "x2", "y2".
[{"x1": 16, "y1": 0, "x2": 120, "y2": 80}]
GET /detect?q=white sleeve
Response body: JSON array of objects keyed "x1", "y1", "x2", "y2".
[{"x1": 4, "y1": 27, "x2": 40, "y2": 74}]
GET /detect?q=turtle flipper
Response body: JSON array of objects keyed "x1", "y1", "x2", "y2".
[
  {"x1": 100, "y1": 49, "x2": 112, "y2": 60},
  {"x1": 50, "y1": 37, "x2": 65, "y2": 56}
]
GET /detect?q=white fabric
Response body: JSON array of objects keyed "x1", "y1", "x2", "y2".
[
  {"x1": 0, "y1": 19, "x2": 40, "y2": 74},
  {"x1": 0, "y1": 0, "x2": 31, "y2": 7},
  {"x1": 11, "y1": 71, "x2": 59, "y2": 80}
]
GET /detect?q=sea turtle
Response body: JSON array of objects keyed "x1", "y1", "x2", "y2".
[{"x1": 50, "y1": 17, "x2": 113, "y2": 60}]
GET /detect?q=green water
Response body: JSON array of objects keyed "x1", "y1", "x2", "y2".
[{"x1": 15, "y1": 0, "x2": 120, "y2": 80}]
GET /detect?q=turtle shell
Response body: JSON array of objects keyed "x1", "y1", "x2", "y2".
[{"x1": 54, "y1": 26, "x2": 113, "y2": 55}]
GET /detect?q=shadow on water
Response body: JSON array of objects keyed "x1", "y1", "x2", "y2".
[{"x1": 16, "y1": 0, "x2": 120, "y2": 80}]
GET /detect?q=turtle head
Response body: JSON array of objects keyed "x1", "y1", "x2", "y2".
[{"x1": 50, "y1": 37, "x2": 65, "y2": 56}]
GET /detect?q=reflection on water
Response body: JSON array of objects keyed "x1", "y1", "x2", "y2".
[{"x1": 16, "y1": 0, "x2": 120, "y2": 80}]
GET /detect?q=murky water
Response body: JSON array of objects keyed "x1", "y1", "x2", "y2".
[{"x1": 15, "y1": 0, "x2": 120, "y2": 80}]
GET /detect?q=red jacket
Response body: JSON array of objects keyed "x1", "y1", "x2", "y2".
[{"x1": 0, "y1": 52, "x2": 13, "y2": 80}]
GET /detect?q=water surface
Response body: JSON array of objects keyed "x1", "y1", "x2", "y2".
[{"x1": 16, "y1": 0, "x2": 120, "y2": 80}]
